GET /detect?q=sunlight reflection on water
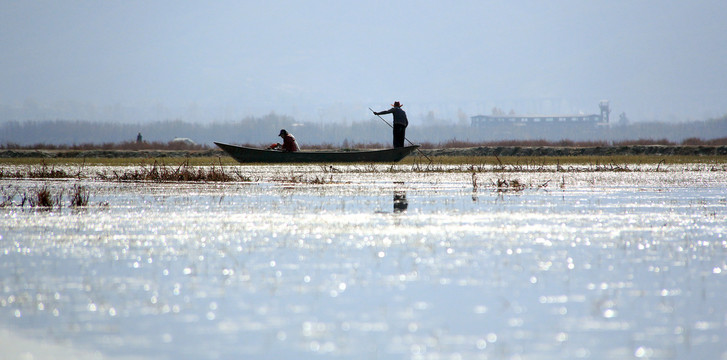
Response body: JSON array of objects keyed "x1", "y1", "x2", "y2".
[{"x1": 1, "y1": 164, "x2": 726, "y2": 359}]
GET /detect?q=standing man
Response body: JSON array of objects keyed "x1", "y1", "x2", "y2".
[{"x1": 374, "y1": 101, "x2": 408, "y2": 148}]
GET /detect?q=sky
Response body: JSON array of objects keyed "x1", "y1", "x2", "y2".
[{"x1": 2, "y1": 1, "x2": 727, "y2": 124}]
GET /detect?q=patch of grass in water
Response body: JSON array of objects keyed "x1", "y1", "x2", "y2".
[
  {"x1": 272, "y1": 173, "x2": 340, "y2": 184},
  {"x1": 70, "y1": 185, "x2": 90, "y2": 207},
  {"x1": 0, "y1": 160, "x2": 80, "y2": 179},
  {"x1": 1, "y1": 183, "x2": 98, "y2": 209},
  {"x1": 489, "y1": 177, "x2": 551, "y2": 193},
  {"x1": 96, "y1": 159, "x2": 253, "y2": 182},
  {"x1": 27, "y1": 186, "x2": 62, "y2": 208}
]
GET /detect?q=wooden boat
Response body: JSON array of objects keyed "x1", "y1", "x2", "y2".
[{"x1": 214, "y1": 142, "x2": 419, "y2": 163}]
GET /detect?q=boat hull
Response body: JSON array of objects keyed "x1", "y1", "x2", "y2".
[{"x1": 214, "y1": 142, "x2": 419, "y2": 163}]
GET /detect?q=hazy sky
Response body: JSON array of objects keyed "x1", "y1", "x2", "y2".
[{"x1": 2, "y1": 1, "x2": 727, "y2": 123}]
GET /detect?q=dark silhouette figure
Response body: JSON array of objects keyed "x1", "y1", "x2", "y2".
[{"x1": 374, "y1": 101, "x2": 408, "y2": 148}]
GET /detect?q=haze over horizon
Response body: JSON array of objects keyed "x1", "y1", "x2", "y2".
[{"x1": 2, "y1": 1, "x2": 727, "y2": 125}]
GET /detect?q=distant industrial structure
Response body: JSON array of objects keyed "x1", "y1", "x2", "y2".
[{"x1": 471, "y1": 101, "x2": 611, "y2": 127}]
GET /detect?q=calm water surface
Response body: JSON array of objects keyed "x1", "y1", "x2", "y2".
[{"x1": 1, "y1": 164, "x2": 726, "y2": 359}]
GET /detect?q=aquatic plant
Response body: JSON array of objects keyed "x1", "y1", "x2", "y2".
[
  {"x1": 0, "y1": 167, "x2": 24, "y2": 179},
  {"x1": 0, "y1": 161, "x2": 74, "y2": 179},
  {"x1": 70, "y1": 185, "x2": 90, "y2": 207},
  {"x1": 0, "y1": 183, "x2": 97, "y2": 209},
  {"x1": 0, "y1": 160, "x2": 86, "y2": 179},
  {"x1": 491, "y1": 177, "x2": 551, "y2": 192},
  {"x1": 590, "y1": 161, "x2": 632, "y2": 172},
  {"x1": 0, "y1": 185, "x2": 19, "y2": 207},
  {"x1": 27, "y1": 186, "x2": 62, "y2": 208},
  {"x1": 100, "y1": 159, "x2": 247, "y2": 182},
  {"x1": 272, "y1": 173, "x2": 338, "y2": 184},
  {"x1": 26, "y1": 161, "x2": 76, "y2": 179},
  {"x1": 494, "y1": 178, "x2": 526, "y2": 192}
]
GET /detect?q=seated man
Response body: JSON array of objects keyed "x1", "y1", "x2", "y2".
[{"x1": 278, "y1": 129, "x2": 300, "y2": 152}]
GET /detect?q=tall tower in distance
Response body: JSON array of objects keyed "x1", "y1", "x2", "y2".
[{"x1": 599, "y1": 100, "x2": 611, "y2": 123}]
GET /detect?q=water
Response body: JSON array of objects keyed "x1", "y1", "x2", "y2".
[{"x1": 1, "y1": 164, "x2": 726, "y2": 359}]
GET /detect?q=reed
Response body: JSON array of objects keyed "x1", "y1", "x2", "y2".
[
  {"x1": 70, "y1": 185, "x2": 90, "y2": 207},
  {"x1": 27, "y1": 162, "x2": 77, "y2": 179},
  {"x1": 0, "y1": 168, "x2": 24, "y2": 179},
  {"x1": 98, "y1": 160, "x2": 248, "y2": 182},
  {"x1": 0, "y1": 160, "x2": 81, "y2": 179},
  {"x1": 271, "y1": 173, "x2": 338, "y2": 184},
  {"x1": 490, "y1": 177, "x2": 552, "y2": 193},
  {"x1": 27, "y1": 186, "x2": 62, "y2": 208},
  {"x1": 0, "y1": 185, "x2": 18, "y2": 207},
  {"x1": 0, "y1": 183, "x2": 96, "y2": 209},
  {"x1": 494, "y1": 178, "x2": 526, "y2": 192}
]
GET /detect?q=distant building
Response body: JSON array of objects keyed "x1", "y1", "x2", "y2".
[
  {"x1": 471, "y1": 101, "x2": 610, "y2": 127},
  {"x1": 170, "y1": 137, "x2": 197, "y2": 146}
]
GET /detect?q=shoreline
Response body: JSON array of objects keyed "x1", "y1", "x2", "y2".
[
  {"x1": 423, "y1": 145, "x2": 727, "y2": 157},
  {"x1": 1, "y1": 145, "x2": 726, "y2": 159}
]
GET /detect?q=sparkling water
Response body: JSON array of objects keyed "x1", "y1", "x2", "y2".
[{"x1": 1, "y1": 164, "x2": 726, "y2": 359}]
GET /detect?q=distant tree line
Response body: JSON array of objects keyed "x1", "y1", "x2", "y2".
[{"x1": 2, "y1": 113, "x2": 726, "y2": 148}]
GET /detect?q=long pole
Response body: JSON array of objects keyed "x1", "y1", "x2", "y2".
[{"x1": 369, "y1": 107, "x2": 432, "y2": 163}]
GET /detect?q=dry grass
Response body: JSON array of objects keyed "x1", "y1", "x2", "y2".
[
  {"x1": 0, "y1": 160, "x2": 80, "y2": 179},
  {"x1": 26, "y1": 186, "x2": 63, "y2": 208},
  {"x1": 271, "y1": 174, "x2": 340, "y2": 184},
  {"x1": 1, "y1": 159, "x2": 252, "y2": 182},
  {"x1": 96, "y1": 159, "x2": 252, "y2": 182},
  {"x1": 1, "y1": 140, "x2": 211, "y2": 151},
  {"x1": 27, "y1": 161, "x2": 79, "y2": 178},
  {"x1": 1, "y1": 183, "x2": 92, "y2": 209},
  {"x1": 0, "y1": 185, "x2": 19, "y2": 208},
  {"x1": 70, "y1": 185, "x2": 90, "y2": 207}
]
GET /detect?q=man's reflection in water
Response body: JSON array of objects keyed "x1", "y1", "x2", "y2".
[{"x1": 393, "y1": 191, "x2": 408, "y2": 213}]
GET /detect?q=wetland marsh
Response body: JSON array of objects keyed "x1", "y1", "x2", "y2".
[{"x1": 1, "y1": 158, "x2": 726, "y2": 359}]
